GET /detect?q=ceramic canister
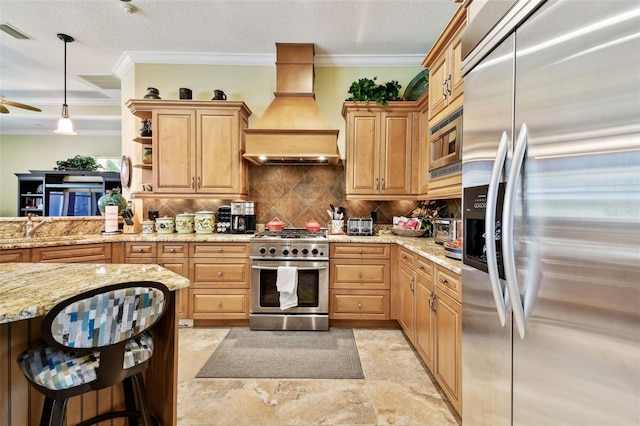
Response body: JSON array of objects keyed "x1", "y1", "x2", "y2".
[
  {"x1": 176, "y1": 212, "x2": 195, "y2": 234},
  {"x1": 155, "y1": 216, "x2": 175, "y2": 234},
  {"x1": 194, "y1": 210, "x2": 215, "y2": 234},
  {"x1": 142, "y1": 220, "x2": 155, "y2": 234}
]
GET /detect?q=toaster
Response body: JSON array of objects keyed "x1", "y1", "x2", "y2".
[
  {"x1": 347, "y1": 217, "x2": 374, "y2": 236},
  {"x1": 433, "y1": 218, "x2": 457, "y2": 244}
]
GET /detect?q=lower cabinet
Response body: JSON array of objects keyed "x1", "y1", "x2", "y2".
[
  {"x1": 157, "y1": 243, "x2": 189, "y2": 319},
  {"x1": 0, "y1": 248, "x2": 30, "y2": 263},
  {"x1": 188, "y1": 243, "x2": 249, "y2": 320},
  {"x1": 395, "y1": 248, "x2": 460, "y2": 416},
  {"x1": 31, "y1": 243, "x2": 112, "y2": 263},
  {"x1": 433, "y1": 267, "x2": 462, "y2": 415},
  {"x1": 329, "y1": 243, "x2": 391, "y2": 320}
]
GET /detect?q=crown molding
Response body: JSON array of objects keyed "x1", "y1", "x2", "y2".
[{"x1": 113, "y1": 51, "x2": 424, "y2": 78}]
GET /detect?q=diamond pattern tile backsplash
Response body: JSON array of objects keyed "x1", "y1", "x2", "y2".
[{"x1": 142, "y1": 163, "x2": 459, "y2": 228}]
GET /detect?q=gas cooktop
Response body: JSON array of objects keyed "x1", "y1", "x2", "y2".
[{"x1": 251, "y1": 228, "x2": 328, "y2": 240}]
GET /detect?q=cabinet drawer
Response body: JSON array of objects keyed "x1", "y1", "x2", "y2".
[
  {"x1": 398, "y1": 247, "x2": 416, "y2": 269},
  {"x1": 416, "y1": 256, "x2": 434, "y2": 281},
  {"x1": 330, "y1": 260, "x2": 390, "y2": 289},
  {"x1": 190, "y1": 259, "x2": 248, "y2": 288},
  {"x1": 190, "y1": 243, "x2": 248, "y2": 258},
  {"x1": 32, "y1": 243, "x2": 111, "y2": 263},
  {"x1": 330, "y1": 290, "x2": 389, "y2": 320},
  {"x1": 158, "y1": 242, "x2": 188, "y2": 257},
  {"x1": 434, "y1": 264, "x2": 461, "y2": 303},
  {"x1": 125, "y1": 242, "x2": 157, "y2": 258},
  {"x1": 0, "y1": 249, "x2": 30, "y2": 263},
  {"x1": 330, "y1": 243, "x2": 390, "y2": 259},
  {"x1": 189, "y1": 289, "x2": 249, "y2": 319}
]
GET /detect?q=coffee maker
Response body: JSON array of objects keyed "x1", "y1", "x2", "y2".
[{"x1": 230, "y1": 201, "x2": 256, "y2": 234}]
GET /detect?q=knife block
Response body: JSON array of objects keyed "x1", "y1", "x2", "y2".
[{"x1": 123, "y1": 199, "x2": 143, "y2": 234}]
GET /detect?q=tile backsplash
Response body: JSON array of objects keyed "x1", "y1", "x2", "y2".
[{"x1": 142, "y1": 164, "x2": 460, "y2": 228}]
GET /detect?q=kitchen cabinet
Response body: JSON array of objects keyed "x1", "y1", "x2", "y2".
[
  {"x1": 31, "y1": 243, "x2": 112, "y2": 263},
  {"x1": 329, "y1": 243, "x2": 391, "y2": 320},
  {"x1": 433, "y1": 283, "x2": 462, "y2": 415},
  {"x1": 422, "y1": 5, "x2": 466, "y2": 125},
  {"x1": 343, "y1": 102, "x2": 425, "y2": 200},
  {"x1": 414, "y1": 255, "x2": 435, "y2": 371},
  {"x1": 398, "y1": 247, "x2": 417, "y2": 342},
  {"x1": 125, "y1": 99, "x2": 251, "y2": 199},
  {"x1": 188, "y1": 243, "x2": 249, "y2": 320},
  {"x1": 0, "y1": 249, "x2": 30, "y2": 263}
]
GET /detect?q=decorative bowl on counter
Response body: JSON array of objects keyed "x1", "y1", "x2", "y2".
[
  {"x1": 443, "y1": 240, "x2": 463, "y2": 260},
  {"x1": 391, "y1": 228, "x2": 426, "y2": 237},
  {"x1": 194, "y1": 211, "x2": 215, "y2": 234}
]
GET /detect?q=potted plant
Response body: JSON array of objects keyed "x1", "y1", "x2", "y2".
[
  {"x1": 346, "y1": 77, "x2": 402, "y2": 106},
  {"x1": 53, "y1": 155, "x2": 103, "y2": 171}
]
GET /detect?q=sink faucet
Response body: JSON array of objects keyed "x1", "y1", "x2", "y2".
[{"x1": 25, "y1": 215, "x2": 51, "y2": 238}]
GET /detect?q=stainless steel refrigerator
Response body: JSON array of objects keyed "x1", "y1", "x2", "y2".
[{"x1": 461, "y1": 0, "x2": 640, "y2": 424}]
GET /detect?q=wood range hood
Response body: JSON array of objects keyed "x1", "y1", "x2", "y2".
[{"x1": 243, "y1": 43, "x2": 340, "y2": 166}]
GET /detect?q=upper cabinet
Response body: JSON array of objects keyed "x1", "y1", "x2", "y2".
[
  {"x1": 422, "y1": 5, "x2": 467, "y2": 126},
  {"x1": 342, "y1": 99, "x2": 428, "y2": 200},
  {"x1": 126, "y1": 100, "x2": 251, "y2": 199}
]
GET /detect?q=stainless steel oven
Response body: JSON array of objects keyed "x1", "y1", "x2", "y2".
[{"x1": 249, "y1": 229, "x2": 329, "y2": 330}]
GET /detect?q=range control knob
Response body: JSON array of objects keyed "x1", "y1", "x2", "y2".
[
  {"x1": 282, "y1": 249, "x2": 289, "y2": 256},
  {"x1": 301, "y1": 248, "x2": 309, "y2": 255},
  {"x1": 312, "y1": 248, "x2": 319, "y2": 255},
  {"x1": 291, "y1": 248, "x2": 298, "y2": 255},
  {"x1": 259, "y1": 247, "x2": 266, "y2": 254},
  {"x1": 269, "y1": 247, "x2": 276, "y2": 255}
]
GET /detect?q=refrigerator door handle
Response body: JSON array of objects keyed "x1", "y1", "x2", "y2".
[
  {"x1": 486, "y1": 131, "x2": 510, "y2": 327},
  {"x1": 503, "y1": 123, "x2": 528, "y2": 339}
]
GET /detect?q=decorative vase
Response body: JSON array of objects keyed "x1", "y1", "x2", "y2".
[
  {"x1": 143, "y1": 87, "x2": 161, "y2": 99},
  {"x1": 142, "y1": 147, "x2": 152, "y2": 164},
  {"x1": 97, "y1": 188, "x2": 127, "y2": 215}
]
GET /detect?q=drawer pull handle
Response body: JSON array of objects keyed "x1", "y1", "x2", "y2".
[
  {"x1": 419, "y1": 265, "x2": 424, "y2": 271},
  {"x1": 402, "y1": 254, "x2": 407, "y2": 260},
  {"x1": 358, "y1": 249, "x2": 363, "y2": 254},
  {"x1": 440, "y1": 278, "x2": 449, "y2": 285},
  {"x1": 169, "y1": 248, "x2": 175, "y2": 253},
  {"x1": 136, "y1": 248, "x2": 143, "y2": 252},
  {"x1": 217, "y1": 248, "x2": 223, "y2": 253},
  {"x1": 218, "y1": 302, "x2": 223, "y2": 309},
  {"x1": 358, "y1": 271, "x2": 363, "y2": 278},
  {"x1": 358, "y1": 303, "x2": 363, "y2": 309}
]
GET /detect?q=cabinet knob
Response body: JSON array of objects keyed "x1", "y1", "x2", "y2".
[
  {"x1": 136, "y1": 248, "x2": 143, "y2": 252},
  {"x1": 169, "y1": 248, "x2": 175, "y2": 253},
  {"x1": 217, "y1": 302, "x2": 223, "y2": 309},
  {"x1": 419, "y1": 265, "x2": 424, "y2": 271},
  {"x1": 217, "y1": 271, "x2": 223, "y2": 277},
  {"x1": 440, "y1": 277, "x2": 449, "y2": 285},
  {"x1": 358, "y1": 249, "x2": 363, "y2": 254},
  {"x1": 217, "y1": 248, "x2": 223, "y2": 253},
  {"x1": 402, "y1": 254, "x2": 407, "y2": 260},
  {"x1": 358, "y1": 271, "x2": 363, "y2": 278},
  {"x1": 358, "y1": 303, "x2": 363, "y2": 309}
]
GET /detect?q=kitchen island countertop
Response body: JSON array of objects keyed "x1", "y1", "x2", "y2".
[{"x1": 0, "y1": 262, "x2": 191, "y2": 324}]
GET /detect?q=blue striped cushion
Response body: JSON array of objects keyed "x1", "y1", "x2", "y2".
[{"x1": 17, "y1": 331, "x2": 154, "y2": 391}]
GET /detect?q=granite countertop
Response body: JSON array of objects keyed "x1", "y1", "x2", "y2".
[
  {"x1": 0, "y1": 232, "x2": 461, "y2": 274},
  {"x1": 0, "y1": 262, "x2": 191, "y2": 324}
]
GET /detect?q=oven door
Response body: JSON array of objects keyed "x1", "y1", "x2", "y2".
[
  {"x1": 250, "y1": 259, "x2": 329, "y2": 314},
  {"x1": 429, "y1": 112, "x2": 462, "y2": 171}
]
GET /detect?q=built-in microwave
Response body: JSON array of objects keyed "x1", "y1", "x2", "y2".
[{"x1": 428, "y1": 108, "x2": 462, "y2": 179}]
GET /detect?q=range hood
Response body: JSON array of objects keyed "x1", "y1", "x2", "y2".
[{"x1": 243, "y1": 43, "x2": 340, "y2": 166}]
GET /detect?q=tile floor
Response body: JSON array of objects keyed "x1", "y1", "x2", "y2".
[{"x1": 177, "y1": 327, "x2": 460, "y2": 425}]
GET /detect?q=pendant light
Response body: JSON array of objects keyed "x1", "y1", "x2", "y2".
[{"x1": 54, "y1": 33, "x2": 76, "y2": 135}]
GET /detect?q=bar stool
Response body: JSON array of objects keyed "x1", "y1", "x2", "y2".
[{"x1": 16, "y1": 281, "x2": 170, "y2": 426}]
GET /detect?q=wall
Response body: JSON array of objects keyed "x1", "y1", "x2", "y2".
[{"x1": 0, "y1": 135, "x2": 121, "y2": 217}]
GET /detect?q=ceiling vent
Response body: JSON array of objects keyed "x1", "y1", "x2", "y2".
[{"x1": 0, "y1": 23, "x2": 33, "y2": 40}]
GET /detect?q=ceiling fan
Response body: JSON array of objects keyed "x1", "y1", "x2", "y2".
[{"x1": 0, "y1": 95, "x2": 42, "y2": 114}]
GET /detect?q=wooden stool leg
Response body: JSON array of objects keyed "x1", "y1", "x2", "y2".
[{"x1": 123, "y1": 377, "x2": 139, "y2": 425}]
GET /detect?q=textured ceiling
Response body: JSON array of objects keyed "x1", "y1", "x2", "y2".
[{"x1": 0, "y1": 0, "x2": 461, "y2": 135}]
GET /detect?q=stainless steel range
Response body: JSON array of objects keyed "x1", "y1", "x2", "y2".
[{"x1": 249, "y1": 228, "x2": 329, "y2": 331}]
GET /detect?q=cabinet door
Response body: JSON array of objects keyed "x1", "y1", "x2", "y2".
[
  {"x1": 197, "y1": 110, "x2": 240, "y2": 194},
  {"x1": 428, "y1": 51, "x2": 449, "y2": 119},
  {"x1": 158, "y1": 259, "x2": 190, "y2": 318},
  {"x1": 190, "y1": 258, "x2": 249, "y2": 289},
  {"x1": 153, "y1": 109, "x2": 197, "y2": 193},
  {"x1": 434, "y1": 287, "x2": 462, "y2": 414},
  {"x1": 448, "y1": 25, "x2": 465, "y2": 107},
  {"x1": 0, "y1": 249, "x2": 30, "y2": 263},
  {"x1": 415, "y1": 274, "x2": 435, "y2": 371},
  {"x1": 398, "y1": 263, "x2": 416, "y2": 343},
  {"x1": 331, "y1": 259, "x2": 390, "y2": 290},
  {"x1": 346, "y1": 110, "x2": 380, "y2": 194},
  {"x1": 32, "y1": 243, "x2": 111, "y2": 263},
  {"x1": 380, "y1": 112, "x2": 412, "y2": 195}
]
